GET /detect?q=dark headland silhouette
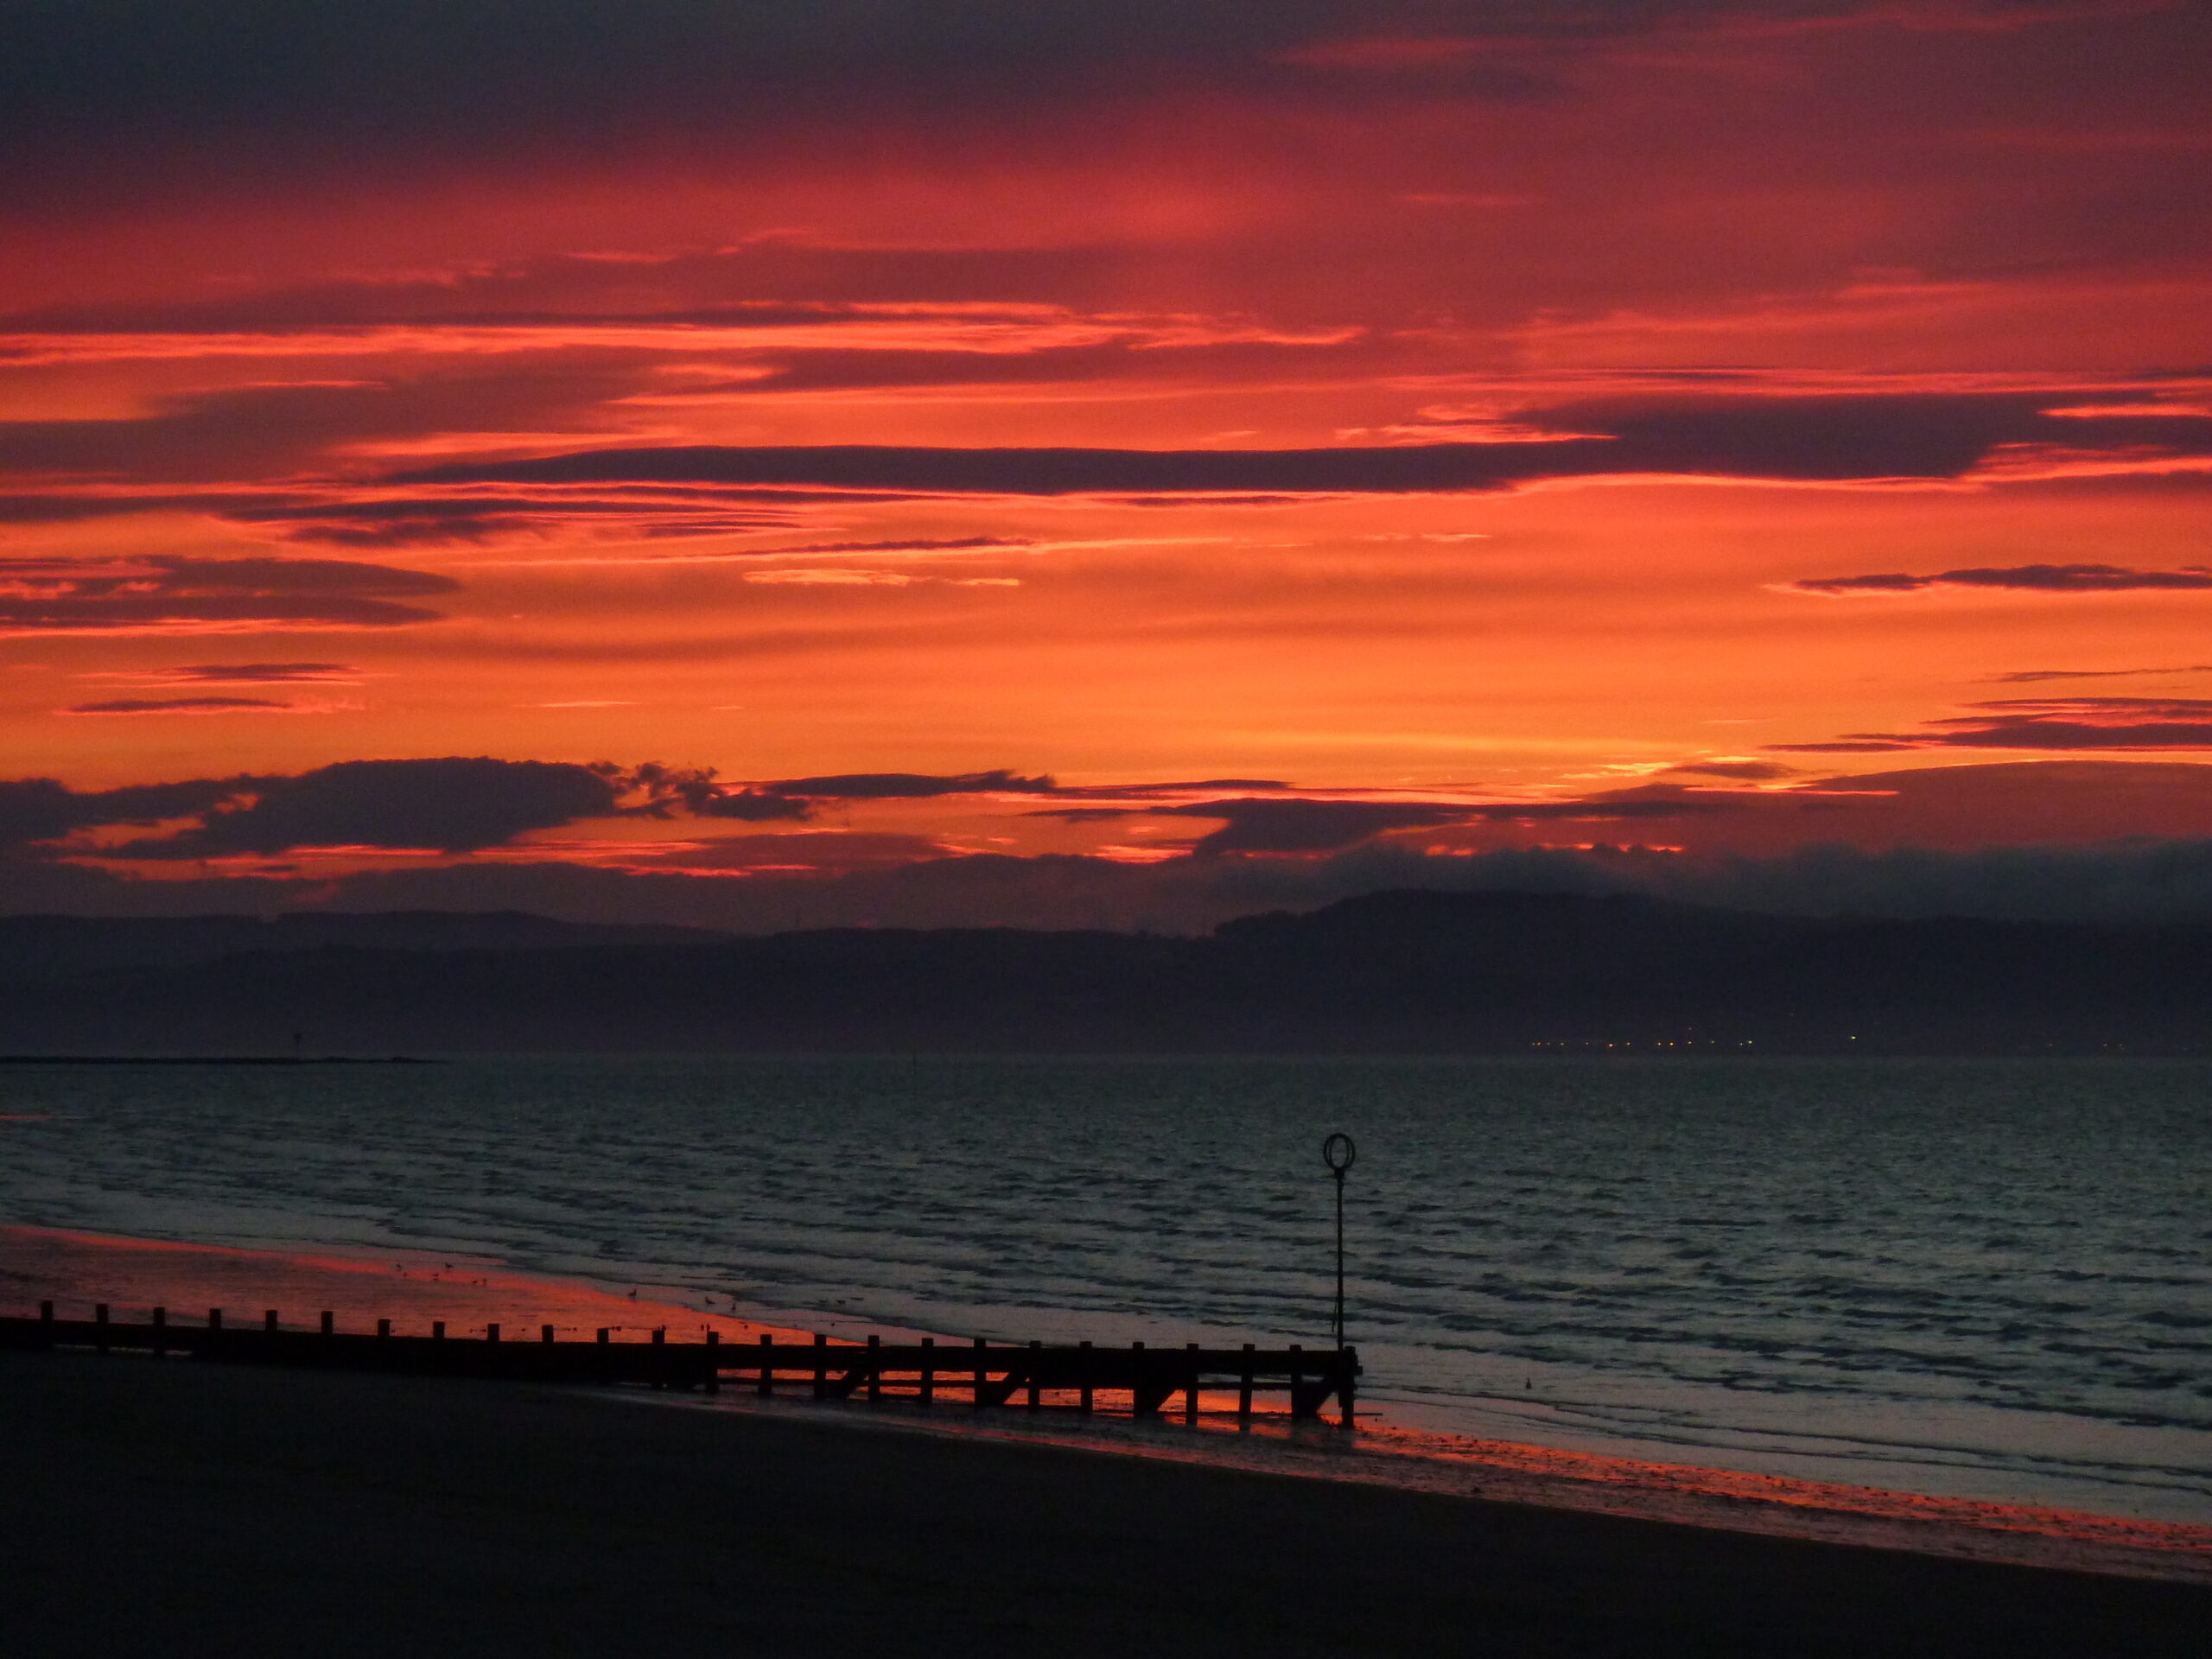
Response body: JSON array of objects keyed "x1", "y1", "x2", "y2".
[{"x1": 3, "y1": 889, "x2": 2208, "y2": 1056}]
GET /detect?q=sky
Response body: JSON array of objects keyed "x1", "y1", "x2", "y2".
[{"x1": 4, "y1": 0, "x2": 2212, "y2": 931}]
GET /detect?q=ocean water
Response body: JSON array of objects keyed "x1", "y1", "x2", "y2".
[{"x1": 2, "y1": 1055, "x2": 2206, "y2": 1527}]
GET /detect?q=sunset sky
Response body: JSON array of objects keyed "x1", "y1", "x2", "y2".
[{"x1": 5, "y1": 0, "x2": 2212, "y2": 930}]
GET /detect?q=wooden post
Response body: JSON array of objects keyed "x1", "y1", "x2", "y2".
[{"x1": 0, "y1": 1312, "x2": 1358, "y2": 1429}]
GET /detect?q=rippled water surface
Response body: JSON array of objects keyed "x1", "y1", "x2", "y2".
[{"x1": 2, "y1": 1056, "x2": 2206, "y2": 1522}]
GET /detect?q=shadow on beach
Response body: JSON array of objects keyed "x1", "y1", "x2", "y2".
[{"x1": 5, "y1": 1346, "x2": 2209, "y2": 1659}]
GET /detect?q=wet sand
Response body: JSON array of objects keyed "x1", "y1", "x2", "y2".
[
  {"x1": 4, "y1": 1348, "x2": 2208, "y2": 1659},
  {"x1": 0, "y1": 1223, "x2": 810, "y2": 1346}
]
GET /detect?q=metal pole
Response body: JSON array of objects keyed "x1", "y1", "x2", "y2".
[
  {"x1": 1332, "y1": 1166, "x2": 1345, "y2": 1349},
  {"x1": 1320, "y1": 1132, "x2": 1357, "y2": 1351}
]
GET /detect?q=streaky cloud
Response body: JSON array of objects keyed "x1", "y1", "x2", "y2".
[
  {"x1": 766, "y1": 769, "x2": 1054, "y2": 799},
  {"x1": 1789, "y1": 563, "x2": 2212, "y2": 594},
  {"x1": 86, "y1": 662, "x2": 365, "y2": 686},
  {"x1": 1777, "y1": 698, "x2": 2212, "y2": 751},
  {"x1": 60, "y1": 696, "x2": 302, "y2": 716},
  {"x1": 388, "y1": 394, "x2": 2212, "y2": 500},
  {"x1": 0, "y1": 554, "x2": 456, "y2": 634}
]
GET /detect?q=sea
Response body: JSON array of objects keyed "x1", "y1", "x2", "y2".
[{"x1": 2, "y1": 1054, "x2": 2207, "y2": 1535}]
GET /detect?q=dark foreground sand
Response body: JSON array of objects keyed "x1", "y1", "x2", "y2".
[{"x1": 3, "y1": 1352, "x2": 2204, "y2": 1658}]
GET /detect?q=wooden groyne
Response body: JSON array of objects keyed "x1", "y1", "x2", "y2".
[{"x1": 0, "y1": 1303, "x2": 1359, "y2": 1426}]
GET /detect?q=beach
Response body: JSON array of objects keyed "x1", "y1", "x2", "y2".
[{"x1": 5, "y1": 1346, "x2": 2207, "y2": 1659}]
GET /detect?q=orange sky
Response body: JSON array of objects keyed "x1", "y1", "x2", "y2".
[{"x1": 4, "y1": 2, "x2": 2211, "y2": 927}]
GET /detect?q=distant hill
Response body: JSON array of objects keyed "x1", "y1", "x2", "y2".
[
  {"x1": 0, "y1": 911, "x2": 728, "y2": 978},
  {"x1": 0, "y1": 890, "x2": 2206, "y2": 1055}
]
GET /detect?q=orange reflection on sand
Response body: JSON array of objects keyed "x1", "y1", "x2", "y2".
[
  {"x1": 874, "y1": 1395, "x2": 2212, "y2": 1586},
  {"x1": 1109, "y1": 1395, "x2": 2212, "y2": 1561},
  {"x1": 1344, "y1": 1420, "x2": 2212, "y2": 1564},
  {"x1": 0, "y1": 1224, "x2": 810, "y2": 1345}
]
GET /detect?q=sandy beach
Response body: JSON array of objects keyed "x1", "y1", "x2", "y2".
[
  {"x1": 10, "y1": 1221, "x2": 2209, "y2": 1586},
  {"x1": 3, "y1": 1347, "x2": 2206, "y2": 1658},
  {"x1": 3, "y1": 1228, "x2": 2209, "y2": 1651}
]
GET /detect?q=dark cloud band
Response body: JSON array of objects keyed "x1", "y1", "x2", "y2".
[
  {"x1": 99, "y1": 663, "x2": 364, "y2": 686},
  {"x1": 0, "y1": 556, "x2": 456, "y2": 634},
  {"x1": 120, "y1": 758, "x2": 623, "y2": 858},
  {"x1": 766, "y1": 769, "x2": 1053, "y2": 800},
  {"x1": 0, "y1": 2, "x2": 1866, "y2": 187},
  {"x1": 60, "y1": 696, "x2": 299, "y2": 716},
  {"x1": 389, "y1": 395, "x2": 2212, "y2": 501},
  {"x1": 0, "y1": 775, "x2": 256, "y2": 847},
  {"x1": 1775, "y1": 698, "x2": 2212, "y2": 753},
  {"x1": 1790, "y1": 563, "x2": 2212, "y2": 595},
  {"x1": 393, "y1": 441, "x2": 1601, "y2": 496},
  {"x1": 1154, "y1": 789, "x2": 1738, "y2": 853}
]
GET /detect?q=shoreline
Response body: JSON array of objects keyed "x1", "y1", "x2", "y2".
[
  {"x1": 667, "y1": 1388, "x2": 2211, "y2": 1586},
  {"x1": 6, "y1": 1222, "x2": 2206, "y2": 1586}
]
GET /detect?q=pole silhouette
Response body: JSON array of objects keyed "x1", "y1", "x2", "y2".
[{"x1": 1320, "y1": 1132, "x2": 1357, "y2": 1349}]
